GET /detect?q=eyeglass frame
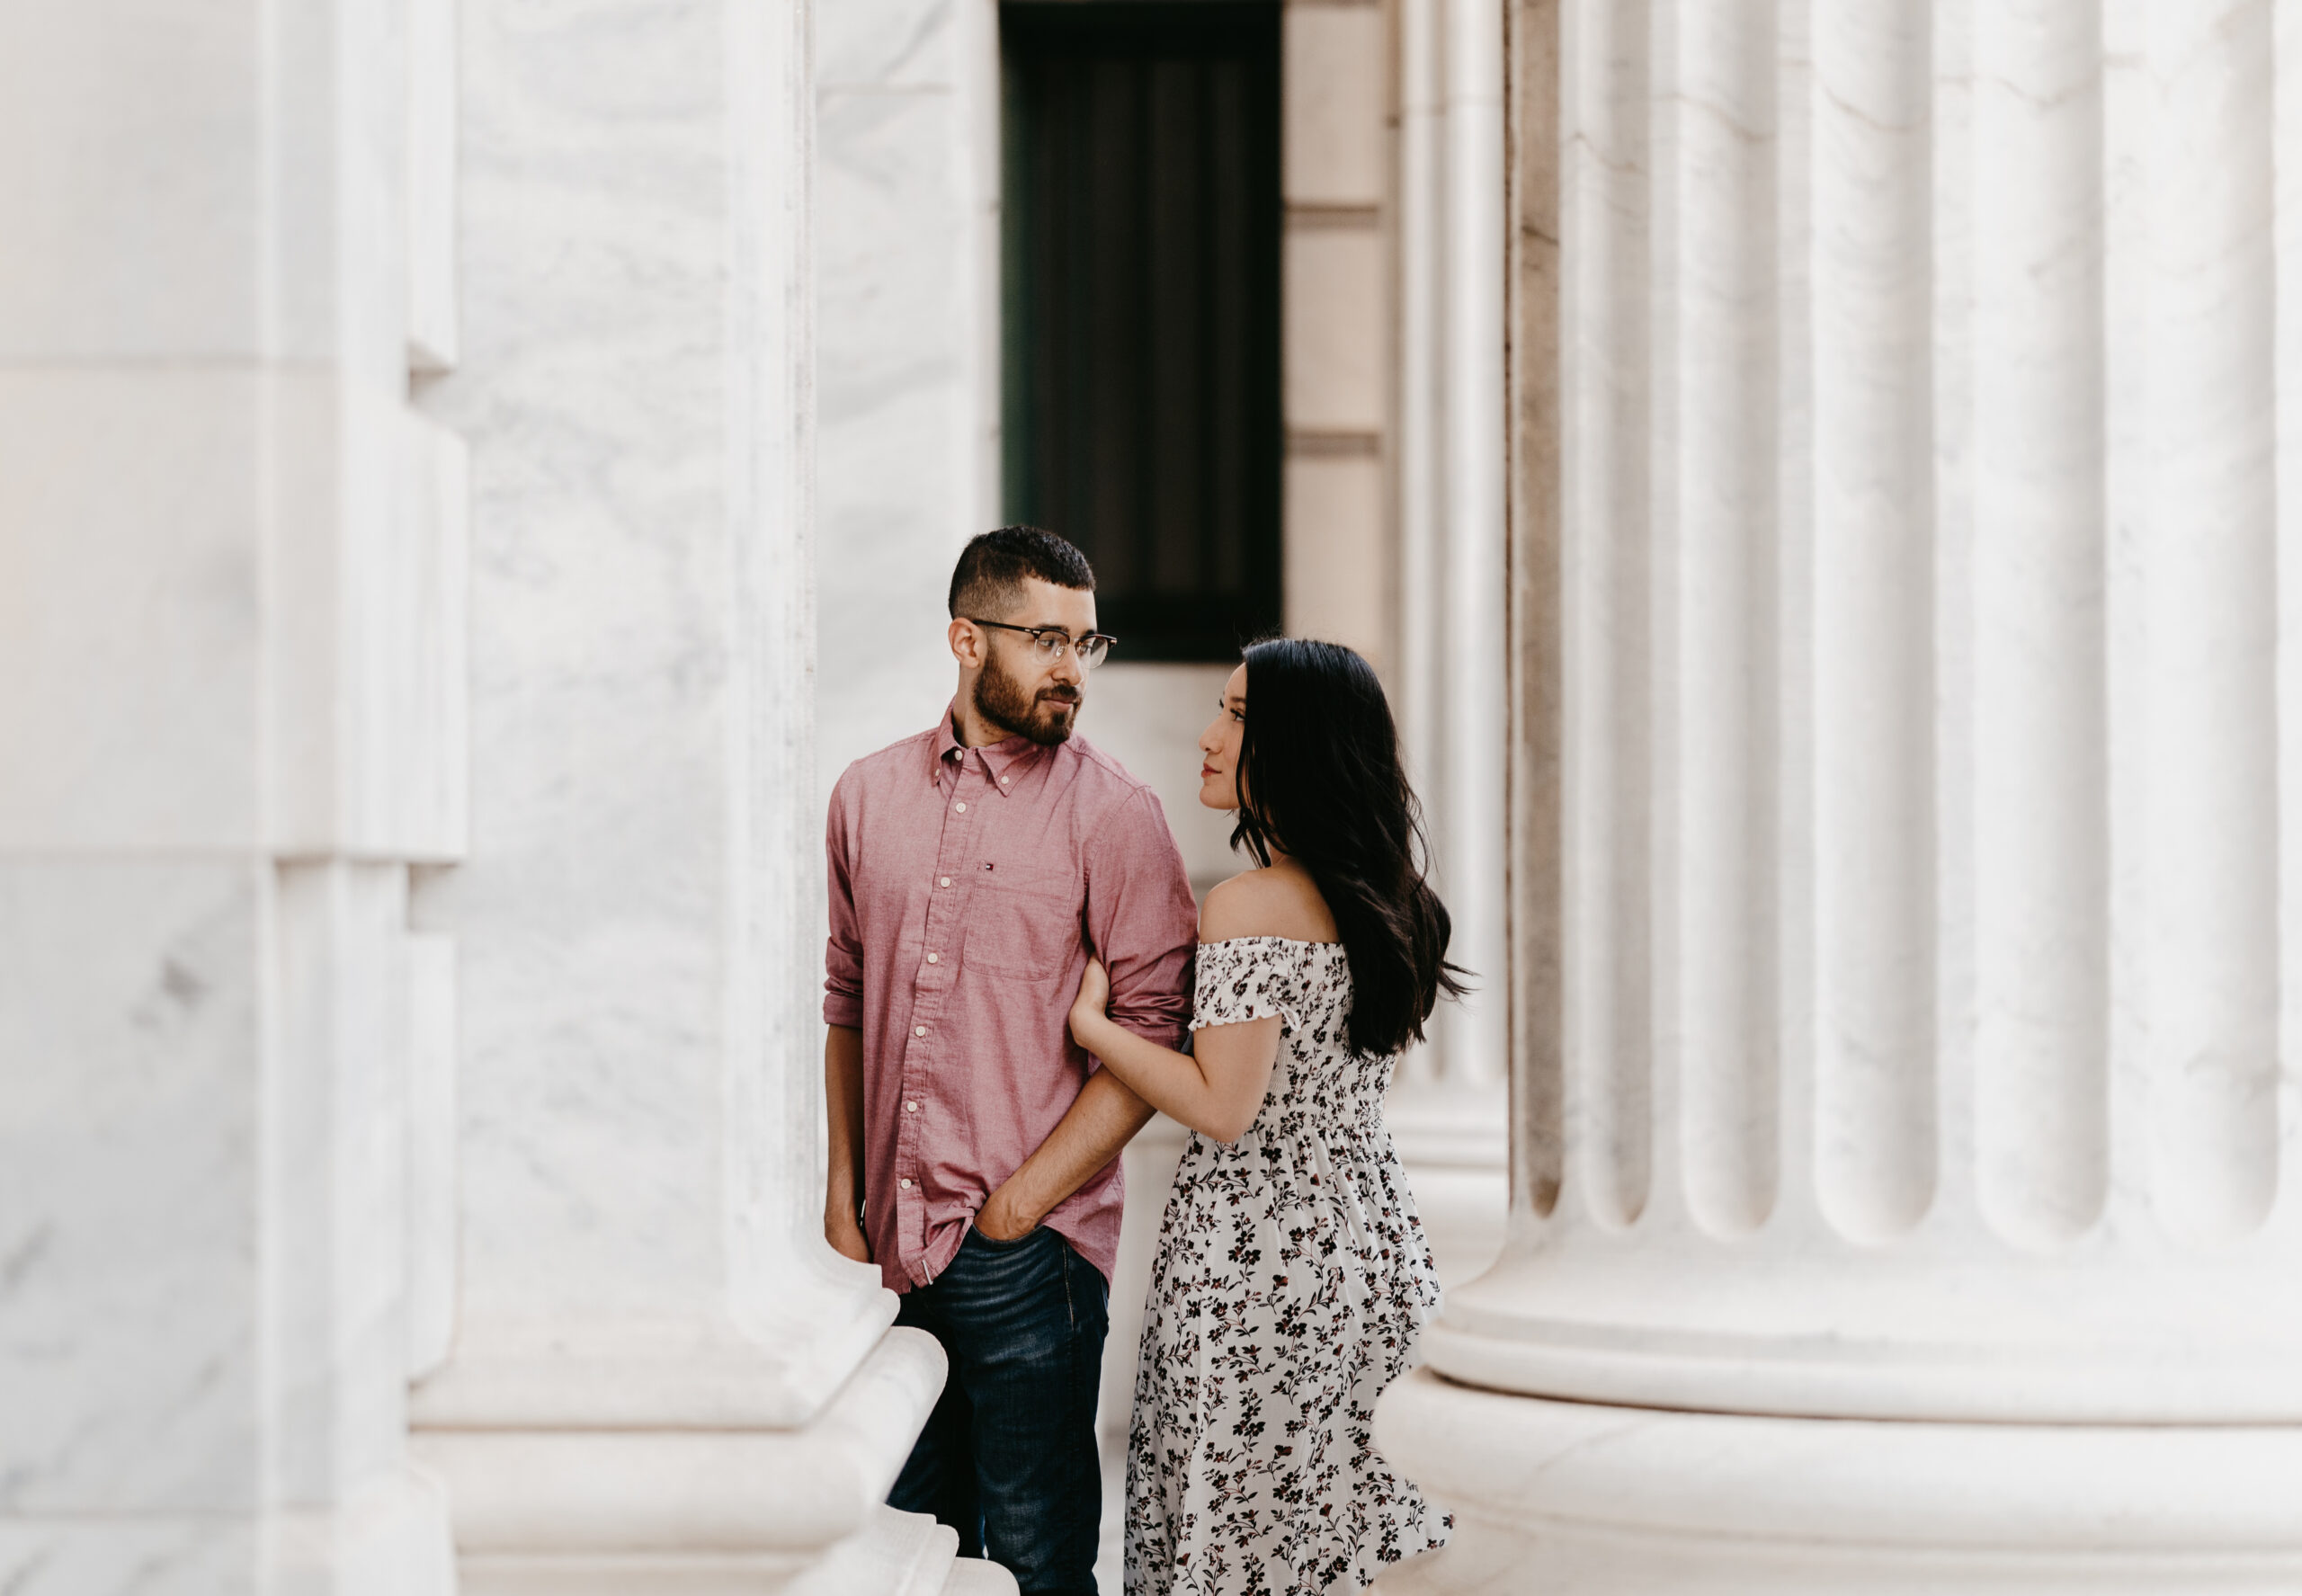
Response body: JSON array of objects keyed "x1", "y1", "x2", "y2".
[{"x1": 964, "y1": 618, "x2": 1120, "y2": 669}]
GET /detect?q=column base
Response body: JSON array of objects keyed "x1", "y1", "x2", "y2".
[
  {"x1": 456, "y1": 1509, "x2": 1017, "y2": 1596},
  {"x1": 1372, "y1": 1369, "x2": 2302, "y2": 1594},
  {"x1": 416, "y1": 1328, "x2": 986, "y2": 1595},
  {"x1": 268, "y1": 1465, "x2": 459, "y2": 1596}
]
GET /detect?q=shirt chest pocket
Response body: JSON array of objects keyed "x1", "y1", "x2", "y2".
[{"x1": 962, "y1": 862, "x2": 1084, "y2": 979}]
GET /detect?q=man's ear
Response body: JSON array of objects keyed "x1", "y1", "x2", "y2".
[{"x1": 949, "y1": 616, "x2": 985, "y2": 669}]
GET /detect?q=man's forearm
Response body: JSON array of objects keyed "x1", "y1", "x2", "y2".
[
  {"x1": 824, "y1": 1024, "x2": 866, "y2": 1225},
  {"x1": 990, "y1": 1066, "x2": 1155, "y2": 1227}
]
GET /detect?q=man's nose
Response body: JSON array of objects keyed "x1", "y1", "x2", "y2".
[{"x1": 1052, "y1": 651, "x2": 1084, "y2": 686}]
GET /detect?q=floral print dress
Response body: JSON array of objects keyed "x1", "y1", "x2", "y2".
[{"x1": 1125, "y1": 936, "x2": 1450, "y2": 1595}]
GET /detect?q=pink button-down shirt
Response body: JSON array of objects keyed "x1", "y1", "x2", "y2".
[{"x1": 825, "y1": 708, "x2": 1199, "y2": 1293}]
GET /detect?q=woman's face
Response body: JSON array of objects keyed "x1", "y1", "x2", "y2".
[{"x1": 1197, "y1": 664, "x2": 1247, "y2": 811}]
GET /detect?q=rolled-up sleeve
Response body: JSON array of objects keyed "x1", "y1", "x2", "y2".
[
  {"x1": 1083, "y1": 788, "x2": 1199, "y2": 1049},
  {"x1": 824, "y1": 771, "x2": 865, "y2": 1029}
]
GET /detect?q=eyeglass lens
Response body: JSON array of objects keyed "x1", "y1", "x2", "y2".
[{"x1": 1037, "y1": 632, "x2": 1111, "y2": 668}]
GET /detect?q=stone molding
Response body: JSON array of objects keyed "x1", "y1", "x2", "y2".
[
  {"x1": 415, "y1": 1331, "x2": 951, "y2": 1572},
  {"x1": 1379, "y1": 1369, "x2": 2302, "y2": 1593}
]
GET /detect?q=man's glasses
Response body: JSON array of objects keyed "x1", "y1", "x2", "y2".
[{"x1": 968, "y1": 619, "x2": 1119, "y2": 670}]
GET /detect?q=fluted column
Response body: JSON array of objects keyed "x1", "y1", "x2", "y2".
[
  {"x1": 1377, "y1": 0, "x2": 2302, "y2": 1587},
  {"x1": 1399, "y1": 0, "x2": 1509, "y2": 1099},
  {"x1": 1390, "y1": 0, "x2": 1512, "y2": 1294}
]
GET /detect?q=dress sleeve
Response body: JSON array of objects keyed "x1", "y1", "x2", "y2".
[{"x1": 1191, "y1": 940, "x2": 1299, "y2": 1030}]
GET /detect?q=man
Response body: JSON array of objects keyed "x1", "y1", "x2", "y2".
[{"x1": 823, "y1": 527, "x2": 1199, "y2": 1594}]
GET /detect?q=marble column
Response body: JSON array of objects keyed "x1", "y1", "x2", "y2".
[
  {"x1": 400, "y1": 3, "x2": 1003, "y2": 1592},
  {"x1": 813, "y1": 0, "x2": 1001, "y2": 803},
  {"x1": 0, "y1": 2, "x2": 465, "y2": 1590},
  {"x1": 1377, "y1": 0, "x2": 2302, "y2": 1587},
  {"x1": 1392, "y1": 0, "x2": 1511, "y2": 1291}
]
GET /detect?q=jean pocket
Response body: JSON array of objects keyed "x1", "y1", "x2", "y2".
[{"x1": 966, "y1": 1220, "x2": 1048, "y2": 1253}]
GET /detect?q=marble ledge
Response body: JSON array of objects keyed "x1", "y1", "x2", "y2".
[
  {"x1": 409, "y1": 1268, "x2": 898, "y2": 1431},
  {"x1": 412, "y1": 1327, "x2": 945, "y2": 1559},
  {"x1": 1377, "y1": 1369, "x2": 2302, "y2": 1556}
]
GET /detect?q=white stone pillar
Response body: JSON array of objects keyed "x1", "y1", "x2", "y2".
[
  {"x1": 400, "y1": 3, "x2": 1001, "y2": 1591},
  {"x1": 1396, "y1": 0, "x2": 1509, "y2": 1096},
  {"x1": 0, "y1": 2, "x2": 462, "y2": 1590},
  {"x1": 1391, "y1": 0, "x2": 1511, "y2": 1291},
  {"x1": 1376, "y1": 0, "x2": 2302, "y2": 1587},
  {"x1": 813, "y1": 0, "x2": 1002, "y2": 802}
]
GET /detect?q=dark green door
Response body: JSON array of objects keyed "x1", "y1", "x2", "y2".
[{"x1": 1002, "y1": 2, "x2": 1283, "y2": 662}]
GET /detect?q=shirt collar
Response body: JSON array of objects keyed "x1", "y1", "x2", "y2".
[{"x1": 932, "y1": 700, "x2": 1055, "y2": 796}]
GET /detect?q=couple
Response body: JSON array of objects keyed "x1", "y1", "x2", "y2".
[{"x1": 823, "y1": 528, "x2": 1461, "y2": 1595}]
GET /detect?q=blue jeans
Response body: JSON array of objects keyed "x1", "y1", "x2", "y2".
[{"x1": 890, "y1": 1224, "x2": 1109, "y2": 1595}]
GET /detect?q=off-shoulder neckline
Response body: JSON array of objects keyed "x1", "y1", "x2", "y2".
[{"x1": 1198, "y1": 934, "x2": 1345, "y2": 951}]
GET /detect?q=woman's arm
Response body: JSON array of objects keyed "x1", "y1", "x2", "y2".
[{"x1": 1069, "y1": 958, "x2": 1282, "y2": 1142}]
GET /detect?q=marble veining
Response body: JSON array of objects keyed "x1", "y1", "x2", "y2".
[{"x1": 0, "y1": 862, "x2": 263, "y2": 1513}]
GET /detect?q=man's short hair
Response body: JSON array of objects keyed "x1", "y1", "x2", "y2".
[{"x1": 948, "y1": 526, "x2": 1096, "y2": 620}]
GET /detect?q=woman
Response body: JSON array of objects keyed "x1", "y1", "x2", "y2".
[{"x1": 1067, "y1": 638, "x2": 1463, "y2": 1595}]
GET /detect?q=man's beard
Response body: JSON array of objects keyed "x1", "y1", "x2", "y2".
[{"x1": 975, "y1": 648, "x2": 1081, "y2": 745}]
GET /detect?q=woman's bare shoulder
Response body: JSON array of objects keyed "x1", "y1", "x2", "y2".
[{"x1": 1199, "y1": 862, "x2": 1338, "y2": 945}]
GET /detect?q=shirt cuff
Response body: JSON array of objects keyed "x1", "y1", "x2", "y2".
[
  {"x1": 823, "y1": 990, "x2": 863, "y2": 1028},
  {"x1": 1110, "y1": 1013, "x2": 1189, "y2": 1052}
]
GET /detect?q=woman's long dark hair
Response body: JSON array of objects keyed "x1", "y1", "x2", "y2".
[{"x1": 1230, "y1": 638, "x2": 1468, "y2": 1057}]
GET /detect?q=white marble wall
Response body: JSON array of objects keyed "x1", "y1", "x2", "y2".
[
  {"x1": 0, "y1": 3, "x2": 461, "y2": 1591},
  {"x1": 1376, "y1": 0, "x2": 2302, "y2": 1586},
  {"x1": 815, "y1": 0, "x2": 1002, "y2": 814},
  {"x1": 1285, "y1": 0, "x2": 1394, "y2": 679},
  {"x1": 400, "y1": 3, "x2": 997, "y2": 1591}
]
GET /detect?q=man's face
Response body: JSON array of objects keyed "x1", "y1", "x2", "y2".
[{"x1": 969, "y1": 577, "x2": 1097, "y2": 746}]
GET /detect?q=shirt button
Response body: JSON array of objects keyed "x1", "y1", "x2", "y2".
[
  {"x1": 906, "y1": 1101, "x2": 919, "y2": 1112},
  {"x1": 900, "y1": 1178, "x2": 913, "y2": 1190},
  {"x1": 915, "y1": 1025, "x2": 928, "y2": 1037},
  {"x1": 955, "y1": 801, "x2": 968, "y2": 813},
  {"x1": 939, "y1": 876, "x2": 951, "y2": 887},
  {"x1": 1001, "y1": 775, "x2": 1011, "y2": 785},
  {"x1": 926, "y1": 952, "x2": 940, "y2": 964}
]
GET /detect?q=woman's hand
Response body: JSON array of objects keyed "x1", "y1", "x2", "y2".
[{"x1": 1069, "y1": 957, "x2": 1113, "y2": 1049}]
